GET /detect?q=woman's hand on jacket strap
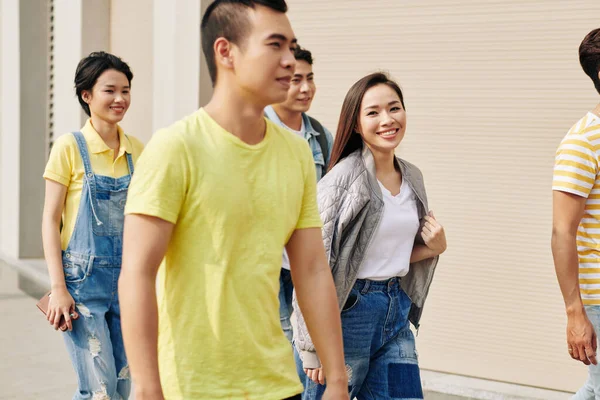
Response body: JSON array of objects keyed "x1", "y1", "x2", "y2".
[{"x1": 421, "y1": 211, "x2": 447, "y2": 256}]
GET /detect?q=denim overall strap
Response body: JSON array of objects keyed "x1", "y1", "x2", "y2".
[
  {"x1": 72, "y1": 132, "x2": 94, "y2": 179},
  {"x1": 72, "y1": 132, "x2": 103, "y2": 227},
  {"x1": 125, "y1": 152, "x2": 134, "y2": 175}
]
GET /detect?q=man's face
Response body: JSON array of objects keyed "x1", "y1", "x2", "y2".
[
  {"x1": 278, "y1": 60, "x2": 316, "y2": 113},
  {"x1": 231, "y1": 5, "x2": 297, "y2": 107}
]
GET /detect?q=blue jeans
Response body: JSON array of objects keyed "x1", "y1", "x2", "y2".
[
  {"x1": 572, "y1": 306, "x2": 600, "y2": 400},
  {"x1": 280, "y1": 268, "x2": 310, "y2": 388},
  {"x1": 298, "y1": 277, "x2": 423, "y2": 400},
  {"x1": 279, "y1": 268, "x2": 294, "y2": 343},
  {"x1": 61, "y1": 132, "x2": 133, "y2": 399}
]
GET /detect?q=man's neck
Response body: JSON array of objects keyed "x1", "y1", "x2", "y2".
[
  {"x1": 592, "y1": 103, "x2": 600, "y2": 118},
  {"x1": 204, "y1": 85, "x2": 267, "y2": 145},
  {"x1": 272, "y1": 104, "x2": 303, "y2": 131}
]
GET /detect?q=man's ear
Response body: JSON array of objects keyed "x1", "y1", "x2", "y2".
[{"x1": 214, "y1": 37, "x2": 234, "y2": 70}]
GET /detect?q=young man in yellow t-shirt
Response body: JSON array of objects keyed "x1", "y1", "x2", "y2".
[{"x1": 118, "y1": 1, "x2": 348, "y2": 400}]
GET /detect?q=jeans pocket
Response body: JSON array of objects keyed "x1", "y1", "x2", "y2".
[
  {"x1": 397, "y1": 328, "x2": 419, "y2": 360},
  {"x1": 342, "y1": 290, "x2": 360, "y2": 313},
  {"x1": 63, "y1": 258, "x2": 92, "y2": 284}
]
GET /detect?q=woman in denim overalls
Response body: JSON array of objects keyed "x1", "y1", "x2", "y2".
[{"x1": 42, "y1": 52, "x2": 143, "y2": 399}]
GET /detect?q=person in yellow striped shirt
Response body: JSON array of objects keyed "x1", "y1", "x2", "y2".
[{"x1": 552, "y1": 27, "x2": 600, "y2": 400}]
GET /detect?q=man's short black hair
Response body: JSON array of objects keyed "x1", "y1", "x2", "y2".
[
  {"x1": 74, "y1": 51, "x2": 133, "y2": 116},
  {"x1": 201, "y1": 0, "x2": 288, "y2": 86},
  {"x1": 580, "y1": 28, "x2": 600, "y2": 95},
  {"x1": 294, "y1": 45, "x2": 313, "y2": 65}
]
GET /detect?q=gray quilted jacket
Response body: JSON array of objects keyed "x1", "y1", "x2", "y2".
[{"x1": 292, "y1": 146, "x2": 439, "y2": 369}]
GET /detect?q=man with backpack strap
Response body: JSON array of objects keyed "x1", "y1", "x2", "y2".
[
  {"x1": 264, "y1": 45, "x2": 334, "y2": 352},
  {"x1": 265, "y1": 46, "x2": 333, "y2": 182}
]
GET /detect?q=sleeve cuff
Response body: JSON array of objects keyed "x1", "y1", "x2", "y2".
[
  {"x1": 43, "y1": 171, "x2": 69, "y2": 187},
  {"x1": 299, "y1": 349, "x2": 321, "y2": 369},
  {"x1": 124, "y1": 204, "x2": 178, "y2": 225},
  {"x1": 295, "y1": 219, "x2": 323, "y2": 230},
  {"x1": 552, "y1": 186, "x2": 589, "y2": 198}
]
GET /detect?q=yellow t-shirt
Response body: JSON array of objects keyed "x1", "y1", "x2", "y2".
[
  {"x1": 43, "y1": 119, "x2": 145, "y2": 250},
  {"x1": 125, "y1": 109, "x2": 322, "y2": 400}
]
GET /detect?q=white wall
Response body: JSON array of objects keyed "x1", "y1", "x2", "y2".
[{"x1": 0, "y1": 0, "x2": 20, "y2": 257}]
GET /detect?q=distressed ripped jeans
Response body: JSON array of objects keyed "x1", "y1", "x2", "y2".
[
  {"x1": 63, "y1": 253, "x2": 130, "y2": 400},
  {"x1": 299, "y1": 277, "x2": 423, "y2": 400}
]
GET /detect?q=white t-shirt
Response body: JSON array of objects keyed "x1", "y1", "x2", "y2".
[
  {"x1": 282, "y1": 119, "x2": 305, "y2": 138},
  {"x1": 357, "y1": 179, "x2": 420, "y2": 280}
]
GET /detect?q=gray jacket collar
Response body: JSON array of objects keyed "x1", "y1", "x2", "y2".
[{"x1": 360, "y1": 145, "x2": 428, "y2": 208}]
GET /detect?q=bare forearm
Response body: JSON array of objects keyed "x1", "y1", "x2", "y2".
[
  {"x1": 42, "y1": 217, "x2": 66, "y2": 289},
  {"x1": 293, "y1": 265, "x2": 346, "y2": 383},
  {"x1": 552, "y1": 231, "x2": 584, "y2": 314},
  {"x1": 410, "y1": 244, "x2": 436, "y2": 263},
  {"x1": 119, "y1": 271, "x2": 162, "y2": 394}
]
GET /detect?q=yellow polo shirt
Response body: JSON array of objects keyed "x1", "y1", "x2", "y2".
[
  {"x1": 43, "y1": 119, "x2": 144, "y2": 250},
  {"x1": 125, "y1": 109, "x2": 322, "y2": 399}
]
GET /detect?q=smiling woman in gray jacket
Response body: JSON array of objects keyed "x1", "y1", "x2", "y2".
[{"x1": 292, "y1": 72, "x2": 447, "y2": 400}]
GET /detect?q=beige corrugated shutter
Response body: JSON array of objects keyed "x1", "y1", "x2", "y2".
[{"x1": 288, "y1": 0, "x2": 600, "y2": 392}]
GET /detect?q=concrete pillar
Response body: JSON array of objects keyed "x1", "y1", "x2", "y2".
[
  {"x1": 152, "y1": 0, "x2": 201, "y2": 132},
  {"x1": 110, "y1": 0, "x2": 154, "y2": 143},
  {"x1": 0, "y1": 0, "x2": 18, "y2": 258},
  {"x1": 53, "y1": 0, "x2": 109, "y2": 138},
  {"x1": 52, "y1": 0, "x2": 83, "y2": 137},
  {"x1": 0, "y1": 0, "x2": 49, "y2": 258},
  {"x1": 110, "y1": 0, "x2": 208, "y2": 138},
  {"x1": 0, "y1": 0, "x2": 4, "y2": 250},
  {"x1": 199, "y1": 0, "x2": 213, "y2": 107},
  {"x1": 19, "y1": 0, "x2": 50, "y2": 258},
  {"x1": 81, "y1": 0, "x2": 110, "y2": 57},
  {"x1": 1, "y1": 0, "x2": 110, "y2": 259}
]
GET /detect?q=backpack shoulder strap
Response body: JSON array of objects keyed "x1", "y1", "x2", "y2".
[{"x1": 308, "y1": 116, "x2": 329, "y2": 168}]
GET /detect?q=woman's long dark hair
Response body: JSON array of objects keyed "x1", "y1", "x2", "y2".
[{"x1": 328, "y1": 72, "x2": 406, "y2": 171}]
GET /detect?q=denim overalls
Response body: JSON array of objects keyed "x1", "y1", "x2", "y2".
[{"x1": 62, "y1": 131, "x2": 133, "y2": 400}]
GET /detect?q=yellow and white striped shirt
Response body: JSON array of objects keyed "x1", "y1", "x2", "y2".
[{"x1": 553, "y1": 112, "x2": 600, "y2": 305}]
